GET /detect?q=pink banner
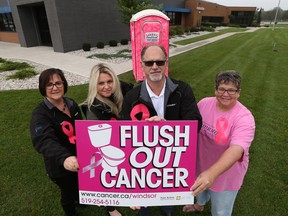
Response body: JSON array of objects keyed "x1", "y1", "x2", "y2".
[{"x1": 76, "y1": 120, "x2": 198, "y2": 206}]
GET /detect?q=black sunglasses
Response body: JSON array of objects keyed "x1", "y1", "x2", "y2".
[{"x1": 143, "y1": 60, "x2": 166, "y2": 67}]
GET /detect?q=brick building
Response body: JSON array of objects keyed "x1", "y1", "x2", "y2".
[{"x1": 184, "y1": 0, "x2": 256, "y2": 29}]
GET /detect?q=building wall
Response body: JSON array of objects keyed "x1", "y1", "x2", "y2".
[
  {"x1": 0, "y1": 0, "x2": 8, "y2": 7},
  {"x1": 10, "y1": 0, "x2": 130, "y2": 52},
  {"x1": 185, "y1": 0, "x2": 256, "y2": 28},
  {"x1": 52, "y1": 0, "x2": 129, "y2": 52},
  {"x1": 0, "y1": 31, "x2": 19, "y2": 43},
  {"x1": 228, "y1": 7, "x2": 256, "y2": 26},
  {"x1": 185, "y1": 0, "x2": 229, "y2": 28},
  {"x1": 154, "y1": 0, "x2": 183, "y2": 8}
]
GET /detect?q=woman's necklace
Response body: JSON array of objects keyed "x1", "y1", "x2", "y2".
[{"x1": 62, "y1": 100, "x2": 67, "y2": 112}]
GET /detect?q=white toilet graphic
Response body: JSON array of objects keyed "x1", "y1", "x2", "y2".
[{"x1": 83, "y1": 123, "x2": 125, "y2": 178}]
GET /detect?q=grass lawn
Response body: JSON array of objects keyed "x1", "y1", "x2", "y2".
[
  {"x1": 1, "y1": 27, "x2": 288, "y2": 215},
  {"x1": 173, "y1": 27, "x2": 248, "y2": 45}
]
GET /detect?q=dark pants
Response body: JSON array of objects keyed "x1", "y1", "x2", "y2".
[
  {"x1": 106, "y1": 206, "x2": 116, "y2": 212},
  {"x1": 50, "y1": 173, "x2": 79, "y2": 216},
  {"x1": 139, "y1": 206, "x2": 173, "y2": 216}
]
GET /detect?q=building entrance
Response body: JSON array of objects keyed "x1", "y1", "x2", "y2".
[{"x1": 34, "y1": 5, "x2": 52, "y2": 46}]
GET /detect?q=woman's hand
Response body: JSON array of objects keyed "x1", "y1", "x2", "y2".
[
  {"x1": 190, "y1": 171, "x2": 215, "y2": 196},
  {"x1": 130, "y1": 206, "x2": 141, "y2": 210},
  {"x1": 64, "y1": 156, "x2": 79, "y2": 172},
  {"x1": 191, "y1": 145, "x2": 244, "y2": 196}
]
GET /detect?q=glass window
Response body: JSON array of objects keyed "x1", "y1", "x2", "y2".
[
  {"x1": 165, "y1": 11, "x2": 181, "y2": 26},
  {"x1": 0, "y1": 13, "x2": 16, "y2": 32}
]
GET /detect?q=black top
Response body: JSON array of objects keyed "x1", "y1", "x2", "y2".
[
  {"x1": 30, "y1": 97, "x2": 82, "y2": 178},
  {"x1": 121, "y1": 77, "x2": 202, "y2": 131}
]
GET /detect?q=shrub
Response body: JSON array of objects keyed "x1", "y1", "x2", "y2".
[
  {"x1": 201, "y1": 22, "x2": 219, "y2": 28},
  {"x1": 190, "y1": 27, "x2": 200, "y2": 32},
  {"x1": 117, "y1": 49, "x2": 131, "y2": 55},
  {"x1": 174, "y1": 26, "x2": 184, "y2": 35},
  {"x1": 0, "y1": 61, "x2": 31, "y2": 72},
  {"x1": 251, "y1": 22, "x2": 260, "y2": 27},
  {"x1": 200, "y1": 26, "x2": 215, "y2": 32},
  {"x1": 239, "y1": 24, "x2": 248, "y2": 28},
  {"x1": 120, "y1": 39, "x2": 129, "y2": 45},
  {"x1": 169, "y1": 28, "x2": 177, "y2": 37},
  {"x1": 0, "y1": 57, "x2": 6, "y2": 63},
  {"x1": 88, "y1": 53, "x2": 110, "y2": 59},
  {"x1": 82, "y1": 43, "x2": 91, "y2": 51},
  {"x1": 6, "y1": 68, "x2": 37, "y2": 80},
  {"x1": 228, "y1": 24, "x2": 240, "y2": 28},
  {"x1": 96, "y1": 42, "x2": 105, "y2": 49},
  {"x1": 109, "y1": 40, "x2": 118, "y2": 47}
]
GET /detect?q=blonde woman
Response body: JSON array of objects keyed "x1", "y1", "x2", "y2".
[
  {"x1": 82, "y1": 63, "x2": 133, "y2": 120},
  {"x1": 81, "y1": 63, "x2": 133, "y2": 216}
]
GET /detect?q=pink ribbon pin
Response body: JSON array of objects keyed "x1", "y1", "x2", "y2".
[
  {"x1": 62, "y1": 121, "x2": 76, "y2": 144},
  {"x1": 130, "y1": 104, "x2": 150, "y2": 120}
]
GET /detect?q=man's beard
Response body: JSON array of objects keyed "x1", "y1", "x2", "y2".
[{"x1": 149, "y1": 71, "x2": 163, "y2": 82}]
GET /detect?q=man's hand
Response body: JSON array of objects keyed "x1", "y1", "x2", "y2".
[{"x1": 145, "y1": 116, "x2": 166, "y2": 122}]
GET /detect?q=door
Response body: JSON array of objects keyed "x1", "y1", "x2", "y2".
[{"x1": 34, "y1": 5, "x2": 52, "y2": 46}]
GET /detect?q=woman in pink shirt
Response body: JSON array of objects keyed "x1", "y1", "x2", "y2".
[{"x1": 183, "y1": 71, "x2": 255, "y2": 216}]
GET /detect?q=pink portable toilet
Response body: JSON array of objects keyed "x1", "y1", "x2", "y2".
[{"x1": 130, "y1": 9, "x2": 170, "y2": 82}]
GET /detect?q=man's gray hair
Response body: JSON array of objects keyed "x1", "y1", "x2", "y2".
[{"x1": 141, "y1": 44, "x2": 168, "y2": 60}]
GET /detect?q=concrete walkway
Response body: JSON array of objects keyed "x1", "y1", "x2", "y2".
[{"x1": 0, "y1": 28, "x2": 259, "y2": 78}]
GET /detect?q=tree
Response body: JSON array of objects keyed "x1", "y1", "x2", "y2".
[
  {"x1": 262, "y1": 8, "x2": 277, "y2": 22},
  {"x1": 282, "y1": 10, "x2": 288, "y2": 21},
  {"x1": 117, "y1": 0, "x2": 162, "y2": 25},
  {"x1": 256, "y1": 8, "x2": 262, "y2": 24},
  {"x1": 261, "y1": 7, "x2": 287, "y2": 22}
]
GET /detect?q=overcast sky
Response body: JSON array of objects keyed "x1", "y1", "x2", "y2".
[{"x1": 205, "y1": 0, "x2": 287, "y2": 11}]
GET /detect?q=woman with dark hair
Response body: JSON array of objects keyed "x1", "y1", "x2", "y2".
[
  {"x1": 30, "y1": 68, "x2": 82, "y2": 216},
  {"x1": 183, "y1": 71, "x2": 255, "y2": 216}
]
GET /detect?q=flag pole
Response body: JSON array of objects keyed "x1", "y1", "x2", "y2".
[{"x1": 272, "y1": 0, "x2": 281, "y2": 31}]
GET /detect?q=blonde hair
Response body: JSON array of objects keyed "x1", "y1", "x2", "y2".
[{"x1": 83, "y1": 63, "x2": 123, "y2": 117}]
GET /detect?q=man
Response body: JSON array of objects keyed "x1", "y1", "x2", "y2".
[{"x1": 121, "y1": 45, "x2": 202, "y2": 216}]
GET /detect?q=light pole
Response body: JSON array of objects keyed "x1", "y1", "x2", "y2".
[{"x1": 272, "y1": 0, "x2": 281, "y2": 31}]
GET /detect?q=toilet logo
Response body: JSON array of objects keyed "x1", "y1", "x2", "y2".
[{"x1": 82, "y1": 123, "x2": 125, "y2": 178}]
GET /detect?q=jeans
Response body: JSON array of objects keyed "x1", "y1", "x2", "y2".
[{"x1": 196, "y1": 189, "x2": 238, "y2": 216}]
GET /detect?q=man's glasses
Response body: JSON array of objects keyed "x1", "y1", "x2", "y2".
[
  {"x1": 216, "y1": 88, "x2": 238, "y2": 95},
  {"x1": 142, "y1": 60, "x2": 166, "y2": 67},
  {"x1": 46, "y1": 81, "x2": 64, "y2": 89}
]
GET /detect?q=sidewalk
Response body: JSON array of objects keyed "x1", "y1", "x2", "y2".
[
  {"x1": 0, "y1": 42, "x2": 130, "y2": 78},
  {"x1": 0, "y1": 28, "x2": 259, "y2": 78}
]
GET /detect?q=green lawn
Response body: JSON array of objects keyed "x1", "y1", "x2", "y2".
[
  {"x1": 173, "y1": 27, "x2": 248, "y2": 45},
  {"x1": 1, "y1": 27, "x2": 288, "y2": 215}
]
